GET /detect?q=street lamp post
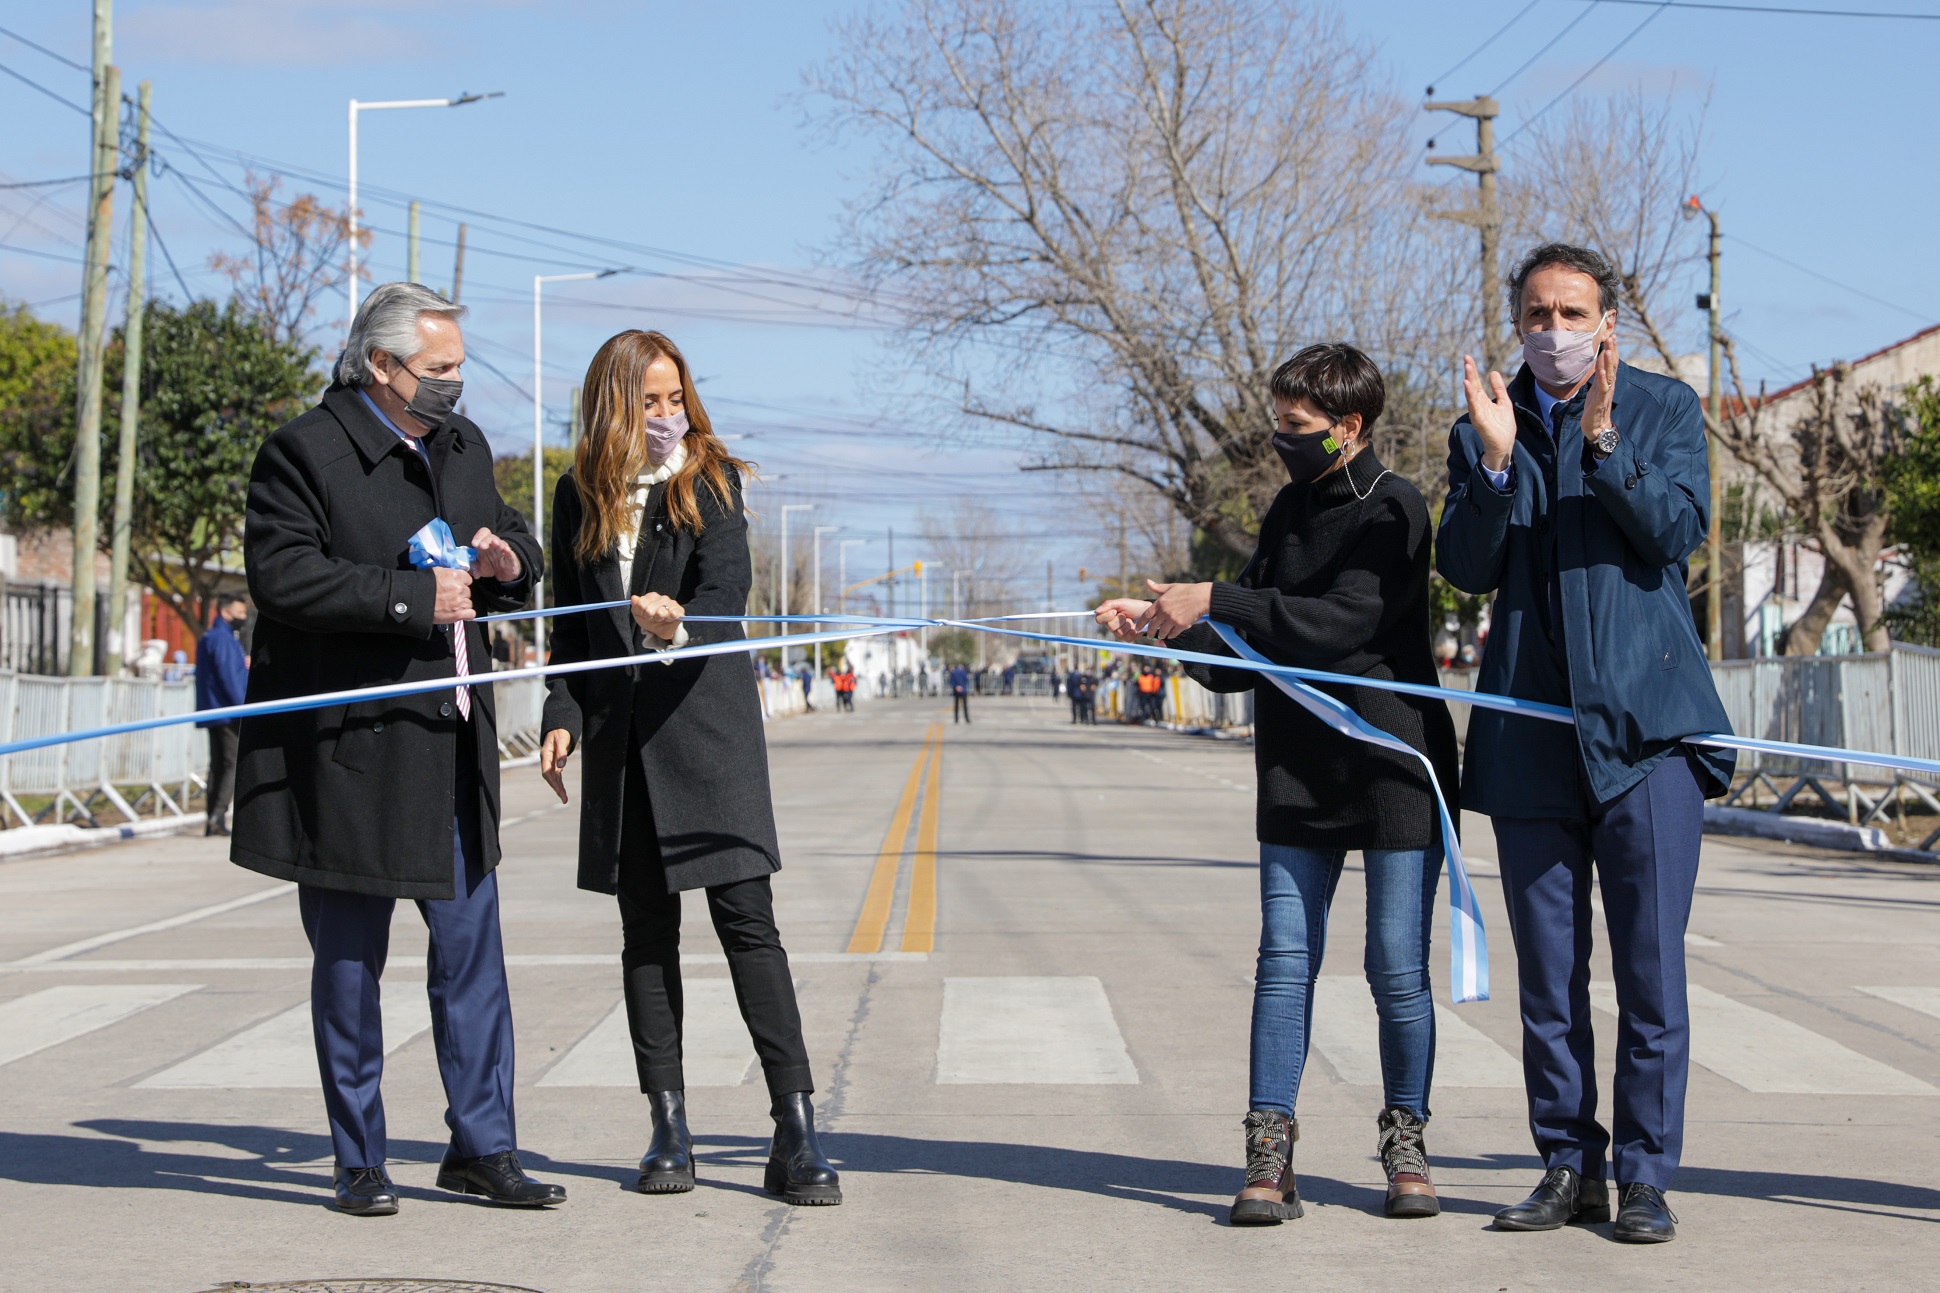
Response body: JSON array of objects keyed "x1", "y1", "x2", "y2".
[
  {"x1": 533, "y1": 269, "x2": 620, "y2": 661},
  {"x1": 348, "y1": 92, "x2": 500, "y2": 324},
  {"x1": 838, "y1": 539, "x2": 866, "y2": 614},
  {"x1": 779, "y1": 504, "x2": 814, "y2": 671},
  {"x1": 812, "y1": 525, "x2": 838, "y2": 678}
]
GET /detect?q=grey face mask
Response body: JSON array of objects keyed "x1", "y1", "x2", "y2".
[{"x1": 392, "y1": 360, "x2": 463, "y2": 429}]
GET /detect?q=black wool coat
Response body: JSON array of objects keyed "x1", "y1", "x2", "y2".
[
  {"x1": 541, "y1": 466, "x2": 781, "y2": 895},
  {"x1": 1178, "y1": 451, "x2": 1460, "y2": 851},
  {"x1": 230, "y1": 384, "x2": 542, "y2": 899}
]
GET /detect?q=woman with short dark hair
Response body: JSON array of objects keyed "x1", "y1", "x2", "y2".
[
  {"x1": 1097, "y1": 342, "x2": 1458, "y2": 1226},
  {"x1": 537, "y1": 329, "x2": 839, "y2": 1207}
]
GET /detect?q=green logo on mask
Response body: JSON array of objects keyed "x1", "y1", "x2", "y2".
[{"x1": 1321, "y1": 436, "x2": 1338, "y2": 454}]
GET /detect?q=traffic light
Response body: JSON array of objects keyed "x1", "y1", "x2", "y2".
[{"x1": 914, "y1": 560, "x2": 923, "y2": 576}]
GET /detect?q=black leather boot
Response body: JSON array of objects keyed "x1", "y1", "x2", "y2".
[
  {"x1": 764, "y1": 1091, "x2": 842, "y2": 1206},
  {"x1": 636, "y1": 1089, "x2": 695, "y2": 1193}
]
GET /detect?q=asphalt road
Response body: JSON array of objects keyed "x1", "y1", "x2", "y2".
[{"x1": 3, "y1": 694, "x2": 1938, "y2": 1292}]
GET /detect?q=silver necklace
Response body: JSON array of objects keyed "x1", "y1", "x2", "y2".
[{"x1": 1342, "y1": 452, "x2": 1390, "y2": 501}]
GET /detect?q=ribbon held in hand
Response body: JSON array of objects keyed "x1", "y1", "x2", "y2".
[
  {"x1": 408, "y1": 517, "x2": 475, "y2": 573},
  {"x1": 407, "y1": 518, "x2": 477, "y2": 719}
]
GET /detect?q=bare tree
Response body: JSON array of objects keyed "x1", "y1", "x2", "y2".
[
  {"x1": 209, "y1": 171, "x2": 361, "y2": 346},
  {"x1": 1714, "y1": 359, "x2": 1902, "y2": 653},
  {"x1": 919, "y1": 499, "x2": 1031, "y2": 616},
  {"x1": 1506, "y1": 89, "x2": 1709, "y2": 379},
  {"x1": 808, "y1": 0, "x2": 1419, "y2": 569}
]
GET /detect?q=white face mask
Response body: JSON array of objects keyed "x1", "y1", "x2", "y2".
[{"x1": 1520, "y1": 313, "x2": 1611, "y2": 389}]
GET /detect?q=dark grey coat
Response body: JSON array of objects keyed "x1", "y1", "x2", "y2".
[
  {"x1": 231, "y1": 384, "x2": 541, "y2": 899},
  {"x1": 541, "y1": 466, "x2": 781, "y2": 894}
]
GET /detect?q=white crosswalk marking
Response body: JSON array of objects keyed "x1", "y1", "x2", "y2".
[
  {"x1": 538, "y1": 979, "x2": 757, "y2": 1088},
  {"x1": 1589, "y1": 982, "x2": 1934, "y2": 1095},
  {"x1": 1857, "y1": 985, "x2": 1940, "y2": 1023},
  {"x1": 1309, "y1": 976, "x2": 1522, "y2": 1088},
  {"x1": 936, "y1": 976, "x2": 1137, "y2": 1084},
  {"x1": 0, "y1": 984, "x2": 199, "y2": 1068},
  {"x1": 139, "y1": 988, "x2": 432, "y2": 1088}
]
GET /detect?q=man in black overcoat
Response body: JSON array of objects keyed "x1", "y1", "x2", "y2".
[{"x1": 232, "y1": 282, "x2": 564, "y2": 1216}]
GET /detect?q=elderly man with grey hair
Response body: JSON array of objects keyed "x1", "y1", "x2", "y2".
[{"x1": 233, "y1": 282, "x2": 560, "y2": 1215}]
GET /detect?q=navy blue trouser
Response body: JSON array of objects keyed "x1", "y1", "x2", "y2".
[
  {"x1": 300, "y1": 779, "x2": 517, "y2": 1170},
  {"x1": 1492, "y1": 749, "x2": 1703, "y2": 1192}
]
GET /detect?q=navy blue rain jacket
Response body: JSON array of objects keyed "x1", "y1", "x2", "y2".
[
  {"x1": 1435, "y1": 361, "x2": 1735, "y2": 817},
  {"x1": 194, "y1": 616, "x2": 249, "y2": 728}
]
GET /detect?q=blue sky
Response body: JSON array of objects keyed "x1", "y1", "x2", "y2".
[{"x1": 3, "y1": 0, "x2": 1936, "y2": 604}]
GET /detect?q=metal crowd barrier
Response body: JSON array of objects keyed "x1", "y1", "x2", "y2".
[{"x1": 0, "y1": 671, "x2": 206, "y2": 828}]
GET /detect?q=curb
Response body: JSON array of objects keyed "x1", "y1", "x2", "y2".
[
  {"x1": 1703, "y1": 805, "x2": 1937, "y2": 865},
  {"x1": 0, "y1": 813, "x2": 208, "y2": 860}
]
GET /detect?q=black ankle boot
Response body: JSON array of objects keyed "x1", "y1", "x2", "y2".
[
  {"x1": 636, "y1": 1090, "x2": 694, "y2": 1193},
  {"x1": 764, "y1": 1091, "x2": 841, "y2": 1206}
]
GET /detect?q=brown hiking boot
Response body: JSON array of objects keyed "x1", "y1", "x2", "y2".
[
  {"x1": 1377, "y1": 1105, "x2": 1439, "y2": 1218},
  {"x1": 1230, "y1": 1109, "x2": 1303, "y2": 1225}
]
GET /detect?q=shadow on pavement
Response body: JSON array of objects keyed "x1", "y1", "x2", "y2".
[
  {"x1": 1440, "y1": 1152, "x2": 1940, "y2": 1225},
  {"x1": 6, "y1": 1124, "x2": 1935, "y2": 1228}
]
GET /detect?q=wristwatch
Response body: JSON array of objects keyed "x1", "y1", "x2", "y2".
[{"x1": 1591, "y1": 425, "x2": 1620, "y2": 458}]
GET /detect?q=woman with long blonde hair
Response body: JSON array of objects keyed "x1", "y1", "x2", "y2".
[{"x1": 537, "y1": 329, "x2": 839, "y2": 1206}]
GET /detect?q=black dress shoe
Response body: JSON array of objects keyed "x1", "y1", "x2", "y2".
[
  {"x1": 1493, "y1": 1165, "x2": 1611, "y2": 1231},
  {"x1": 435, "y1": 1149, "x2": 567, "y2": 1207},
  {"x1": 636, "y1": 1090, "x2": 695, "y2": 1194},
  {"x1": 765, "y1": 1092, "x2": 842, "y2": 1206},
  {"x1": 332, "y1": 1166, "x2": 398, "y2": 1216},
  {"x1": 1613, "y1": 1183, "x2": 1678, "y2": 1243}
]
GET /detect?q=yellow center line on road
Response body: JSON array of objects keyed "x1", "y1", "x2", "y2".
[
  {"x1": 901, "y1": 722, "x2": 945, "y2": 953},
  {"x1": 845, "y1": 721, "x2": 940, "y2": 954}
]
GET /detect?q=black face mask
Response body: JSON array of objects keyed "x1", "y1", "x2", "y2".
[
  {"x1": 1271, "y1": 423, "x2": 1344, "y2": 485},
  {"x1": 397, "y1": 365, "x2": 463, "y2": 429}
]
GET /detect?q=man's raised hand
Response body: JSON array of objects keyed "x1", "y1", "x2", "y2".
[
  {"x1": 1582, "y1": 334, "x2": 1620, "y2": 442},
  {"x1": 469, "y1": 527, "x2": 522, "y2": 583},
  {"x1": 1462, "y1": 354, "x2": 1517, "y2": 474}
]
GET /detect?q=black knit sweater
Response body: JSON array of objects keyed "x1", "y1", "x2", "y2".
[{"x1": 1178, "y1": 450, "x2": 1460, "y2": 851}]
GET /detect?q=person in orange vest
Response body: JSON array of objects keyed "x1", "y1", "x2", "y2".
[
  {"x1": 831, "y1": 665, "x2": 857, "y2": 712},
  {"x1": 1136, "y1": 663, "x2": 1165, "y2": 722}
]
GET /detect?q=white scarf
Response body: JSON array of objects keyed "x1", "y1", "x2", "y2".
[{"x1": 619, "y1": 441, "x2": 690, "y2": 650}]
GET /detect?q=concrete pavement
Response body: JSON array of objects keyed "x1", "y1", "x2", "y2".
[{"x1": 3, "y1": 694, "x2": 1938, "y2": 1291}]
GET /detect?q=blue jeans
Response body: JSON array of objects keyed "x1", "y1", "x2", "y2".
[{"x1": 1249, "y1": 842, "x2": 1441, "y2": 1117}]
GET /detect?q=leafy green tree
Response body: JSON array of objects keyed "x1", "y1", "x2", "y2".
[
  {"x1": 494, "y1": 446, "x2": 574, "y2": 539},
  {"x1": 1882, "y1": 378, "x2": 1940, "y2": 646},
  {"x1": 0, "y1": 301, "x2": 79, "y2": 525},
  {"x1": 115, "y1": 300, "x2": 319, "y2": 635},
  {"x1": 2, "y1": 299, "x2": 318, "y2": 636}
]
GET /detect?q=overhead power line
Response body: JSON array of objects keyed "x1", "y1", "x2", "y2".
[
  {"x1": 1579, "y1": 1, "x2": 1940, "y2": 17},
  {"x1": 1730, "y1": 235, "x2": 1931, "y2": 322},
  {"x1": 0, "y1": 58, "x2": 91, "y2": 115},
  {"x1": 1425, "y1": 0, "x2": 1542, "y2": 94},
  {"x1": 1490, "y1": 1, "x2": 1604, "y2": 96},
  {"x1": 1500, "y1": 1, "x2": 1674, "y2": 145},
  {"x1": 0, "y1": 23, "x2": 90, "y2": 73}
]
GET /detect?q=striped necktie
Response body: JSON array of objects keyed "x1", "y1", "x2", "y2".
[{"x1": 453, "y1": 622, "x2": 472, "y2": 719}]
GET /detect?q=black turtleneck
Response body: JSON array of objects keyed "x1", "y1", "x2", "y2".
[{"x1": 1177, "y1": 450, "x2": 1460, "y2": 851}]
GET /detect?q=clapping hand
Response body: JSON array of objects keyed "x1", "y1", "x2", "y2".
[
  {"x1": 469, "y1": 527, "x2": 523, "y2": 582},
  {"x1": 1461, "y1": 354, "x2": 1517, "y2": 475},
  {"x1": 1581, "y1": 334, "x2": 1619, "y2": 444}
]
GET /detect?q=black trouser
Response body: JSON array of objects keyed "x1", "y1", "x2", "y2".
[
  {"x1": 953, "y1": 693, "x2": 970, "y2": 722},
  {"x1": 205, "y1": 723, "x2": 240, "y2": 827},
  {"x1": 618, "y1": 751, "x2": 813, "y2": 1100}
]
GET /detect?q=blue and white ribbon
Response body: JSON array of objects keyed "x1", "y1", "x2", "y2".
[
  {"x1": 407, "y1": 518, "x2": 474, "y2": 573},
  {"x1": 1207, "y1": 623, "x2": 1487, "y2": 1003}
]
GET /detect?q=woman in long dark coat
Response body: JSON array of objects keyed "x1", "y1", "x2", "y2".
[{"x1": 538, "y1": 329, "x2": 838, "y2": 1206}]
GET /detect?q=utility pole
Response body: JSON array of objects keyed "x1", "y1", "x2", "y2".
[
  {"x1": 1045, "y1": 557, "x2": 1053, "y2": 614},
  {"x1": 1116, "y1": 515, "x2": 1129, "y2": 601},
  {"x1": 886, "y1": 528, "x2": 895, "y2": 622},
  {"x1": 407, "y1": 199, "x2": 421, "y2": 283},
  {"x1": 779, "y1": 504, "x2": 813, "y2": 671},
  {"x1": 812, "y1": 525, "x2": 837, "y2": 677},
  {"x1": 567, "y1": 383, "x2": 582, "y2": 451},
  {"x1": 1685, "y1": 195, "x2": 1726, "y2": 661},
  {"x1": 106, "y1": 78, "x2": 151, "y2": 675},
  {"x1": 450, "y1": 222, "x2": 467, "y2": 303},
  {"x1": 70, "y1": 0, "x2": 118, "y2": 677},
  {"x1": 1425, "y1": 95, "x2": 1506, "y2": 373}
]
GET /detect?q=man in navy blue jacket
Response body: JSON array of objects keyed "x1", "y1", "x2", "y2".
[
  {"x1": 1437, "y1": 243, "x2": 1734, "y2": 1244},
  {"x1": 194, "y1": 594, "x2": 250, "y2": 836}
]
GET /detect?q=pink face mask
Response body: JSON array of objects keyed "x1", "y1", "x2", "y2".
[
  {"x1": 644, "y1": 410, "x2": 689, "y2": 464},
  {"x1": 1520, "y1": 314, "x2": 1610, "y2": 389}
]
